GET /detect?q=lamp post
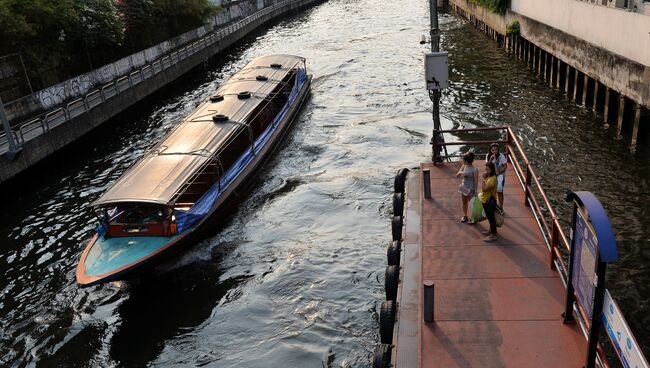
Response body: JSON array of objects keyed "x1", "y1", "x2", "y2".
[{"x1": 429, "y1": 0, "x2": 446, "y2": 162}]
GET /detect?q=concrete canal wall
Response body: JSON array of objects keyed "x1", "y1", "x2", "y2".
[
  {"x1": 0, "y1": 0, "x2": 324, "y2": 184},
  {"x1": 449, "y1": 0, "x2": 650, "y2": 151}
]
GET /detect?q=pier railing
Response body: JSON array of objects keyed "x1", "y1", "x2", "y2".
[
  {"x1": 432, "y1": 126, "x2": 571, "y2": 280},
  {"x1": 0, "y1": 0, "x2": 311, "y2": 155},
  {"x1": 432, "y1": 126, "x2": 648, "y2": 368}
]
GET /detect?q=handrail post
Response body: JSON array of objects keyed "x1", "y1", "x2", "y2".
[
  {"x1": 524, "y1": 164, "x2": 532, "y2": 207},
  {"x1": 550, "y1": 218, "x2": 558, "y2": 270},
  {"x1": 506, "y1": 126, "x2": 512, "y2": 160}
]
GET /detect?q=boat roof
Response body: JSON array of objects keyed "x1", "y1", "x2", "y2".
[{"x1": 93, "y1": 54, "x2": 305, "y2": 207}]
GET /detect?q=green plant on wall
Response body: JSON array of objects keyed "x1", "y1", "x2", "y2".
[
  {"x1": 506, "y1": 20, "x2": 520, "y2": 36},
  {"x1": 469, "y1": 0, "x2": 508, "y2": 15}
]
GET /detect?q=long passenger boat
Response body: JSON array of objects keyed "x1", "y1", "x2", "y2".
[{"x1": 76, "y1": 55, "x2": 311, "y2": 287}]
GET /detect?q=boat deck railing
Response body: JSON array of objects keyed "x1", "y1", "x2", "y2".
[{"x1": 431, "y1": 126, "x2": 647, "y2": 368}]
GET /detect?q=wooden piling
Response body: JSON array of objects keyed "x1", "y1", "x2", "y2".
[
  {"x1": 603, "y1": 88, "x2": 611, "y2": 124},
  {"x1": 515, "y1": 36, "x2": 520, "y2": 58},
  {"x1": 573, "y1": 70, "x2": 580, "y2": 103},
  {"x1": 531, "y1": 44, "x2": 537, "y2": 70},
  {"x1": 592, "y1": 81, "x2": 600, "y2": 112},
  {"x1": 582, "y1": 75, "x2": 589, "y2": 107},
  {"x1": 523, "y1": 40, "x2": 530, "y2": 64},
  {"x1": 617, "y1": 95, "x2": 626, "y2": 138},
  {"x1": 565, "y1": 65, "x2": 572, "y2": 96},
  {"x1": 549, "y1": 56, "x2": 556, "y2": 88},
  {"x1": 630, "y1": 104, "x2": 641, "y2": 152}
]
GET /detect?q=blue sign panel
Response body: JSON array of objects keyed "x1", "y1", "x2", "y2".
[
  {"x1": 602, "y1": 289, "x2": 650, "y2": 368},
  {"x1": 571, "y1": 207, "x2": 598, "y2": 321}
]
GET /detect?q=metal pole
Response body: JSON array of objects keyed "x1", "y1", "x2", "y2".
[
  {"x1": 585, "y1": 259, "x2": 607, "y2": 368},
  {"x1": 0, "y1": 96, "x2": 20, "y2": 157},
  {"x1": 430, "y1": 0, "x2": 439, "y2": 53},
  {"x1": 429, "y1": 0, "x2": 445, "y2": 162},
  {"x1": 563, "y1": 203, "x2": 577, "y2": 325}
]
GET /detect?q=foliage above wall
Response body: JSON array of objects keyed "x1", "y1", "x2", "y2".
[
  {"x1": 0, "y1": 0, "x2": 220, "y2": 94},
  {"x1": 469, "y1": 0, "x2": 508, "y2": 15},
  {"x1": 506, "y1": 20, "x2": 520, "y2": 36}
]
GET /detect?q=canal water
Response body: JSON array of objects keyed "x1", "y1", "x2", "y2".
[{"x1": 1, "y1": 0, "x2": 649, "y2": 366}]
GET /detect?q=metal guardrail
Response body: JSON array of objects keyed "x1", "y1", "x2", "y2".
[
  {"x1": 432, "y1": 126, "x2": 649, "y2": 368},
  {"x1": 0, "y1": 0, "x2": 308, "y2": 155}
]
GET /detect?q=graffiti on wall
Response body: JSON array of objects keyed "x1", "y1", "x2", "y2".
[{"x1": 7, "y1": 0, "x2": 271, "y2": 118}]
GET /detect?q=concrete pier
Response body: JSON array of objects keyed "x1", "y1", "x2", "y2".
[{"x1": 391, "y1": 163, "x2": 586, "y2": 367}]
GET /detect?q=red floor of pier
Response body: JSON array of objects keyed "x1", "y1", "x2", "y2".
[{"x1": 393, "y1": 161, "x2": 586, "y2": 368}]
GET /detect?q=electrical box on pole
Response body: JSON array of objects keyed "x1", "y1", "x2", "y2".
[{"x1": 424, "y1": 52, "x2": 449, "y2": 90}]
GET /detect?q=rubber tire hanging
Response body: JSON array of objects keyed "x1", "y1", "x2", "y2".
[
  {"x1": 387, "y1": 240, "x2": 401, "y2": 266},
  {"x1": 393, "y1": 192, "x2": 404, "y2": 217},
  {"x1": 394, "y1": 168, "x2": 409, "y2": 194},
  {"x1": 385, "y1": 265, "x2": 399, "y2": 301},
  {"x1": 373, "y1": 344, "x2": 392, "y2": 368},
  {"x1": 380, "y1": 300, "x2": 396, "y2": 344},
  {"x1": 391, "y1": 216, "x2": 403, "y2": 241}
]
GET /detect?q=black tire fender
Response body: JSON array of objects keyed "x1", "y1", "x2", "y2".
[
  {"x1": 387, "y1": 241, "x2": 400, "y2": 266},
  {"x1": 392, "y1": 192, "x2": 404, "y2": 217},
  {"x1": 394, "y1": 168, "x2": 409, "y2": 194},
  {"x1": 373, "y1": 344, "x2": 392, "y2": 368},
  {"x1": 385, "y1": 265, "x2": 399, "y2": 301},
  {"x1": 379, "y1": 300, "x2": 397, "y2": 344},
  {"x1": 391, "y1": 216, "x2": 403, "y2": 241}
]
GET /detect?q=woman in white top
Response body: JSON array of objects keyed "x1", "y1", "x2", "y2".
[
  {"x1": 485, "y1": 143, "x2": 507, "y2": 208},
  {"x1": 456, "y1": 152, "x2": 479, "y2": 223}
]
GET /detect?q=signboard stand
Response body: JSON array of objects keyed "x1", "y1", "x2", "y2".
[{"x1": 563, "y1": 191, "x2": 619, "y2": 368}]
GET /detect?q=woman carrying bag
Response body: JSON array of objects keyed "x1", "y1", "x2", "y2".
[
  {"x1": 456, "y1": 152, "x2": 479, "y2": 223},
  {"x1": 480, "y1": 162, "x2": 499, "y2": 242},
  {"x1": 486, "y1": 143, "x2": 507, "y2": 208}
]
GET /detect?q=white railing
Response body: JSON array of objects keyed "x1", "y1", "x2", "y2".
[{"x1": 0, "y1": 0, "x2": 315, "y2": 155}]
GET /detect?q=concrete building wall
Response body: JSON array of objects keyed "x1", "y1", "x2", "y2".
[
  {"x1": 510, "y1": 0, "x2": 650, "y2": 66},
  {"x1": 450, "y1": 0, "x2": 649, "y2": 108},
  {"x1": 450, "y1": 0, "x2": 650, "y2": 152}
]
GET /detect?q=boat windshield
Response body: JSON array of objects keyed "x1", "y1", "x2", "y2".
[{"x1": 96, "y1": 204, "x2": 175, "y2": 237}]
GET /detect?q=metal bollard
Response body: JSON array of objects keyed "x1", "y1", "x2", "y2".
[
  {"x1": 423, "y1": 281, "x2": 435, "y2": 323},
  {"x1": 423, "y1": 169, "x2": 431, "y2": 199}
]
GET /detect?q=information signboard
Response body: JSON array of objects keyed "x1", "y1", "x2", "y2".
[
  {"x1": 602, "y1": 289, "x2": 650, "y2": 368},
  {"x1": 571, "y1": 206, "x2": 598, "y2": 320}
]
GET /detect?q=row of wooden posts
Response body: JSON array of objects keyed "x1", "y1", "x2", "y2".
[{"x1": 453, "y1": 5, "x2": 649, "y2": 152}]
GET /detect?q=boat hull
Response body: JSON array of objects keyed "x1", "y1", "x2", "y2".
[{"x1": 76, "y1": 75, "x2": 312, "y2": 287}]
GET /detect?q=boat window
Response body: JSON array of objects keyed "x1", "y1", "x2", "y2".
[
  {"x1": 174, "y1": 158, "x2": 222, "y2": 208},
  {"x1": 101, "y1": 205, "x2": 172, "y2": 237},
  {"x1": 166, "y1": 67, "x2": 301, "y2": 210},
  {"x1": 217, "y1": 129, "x2": 252, "y2": 175},
  {"x1": 249, "y1": 69, "x2": 297, "y2": 141}
]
